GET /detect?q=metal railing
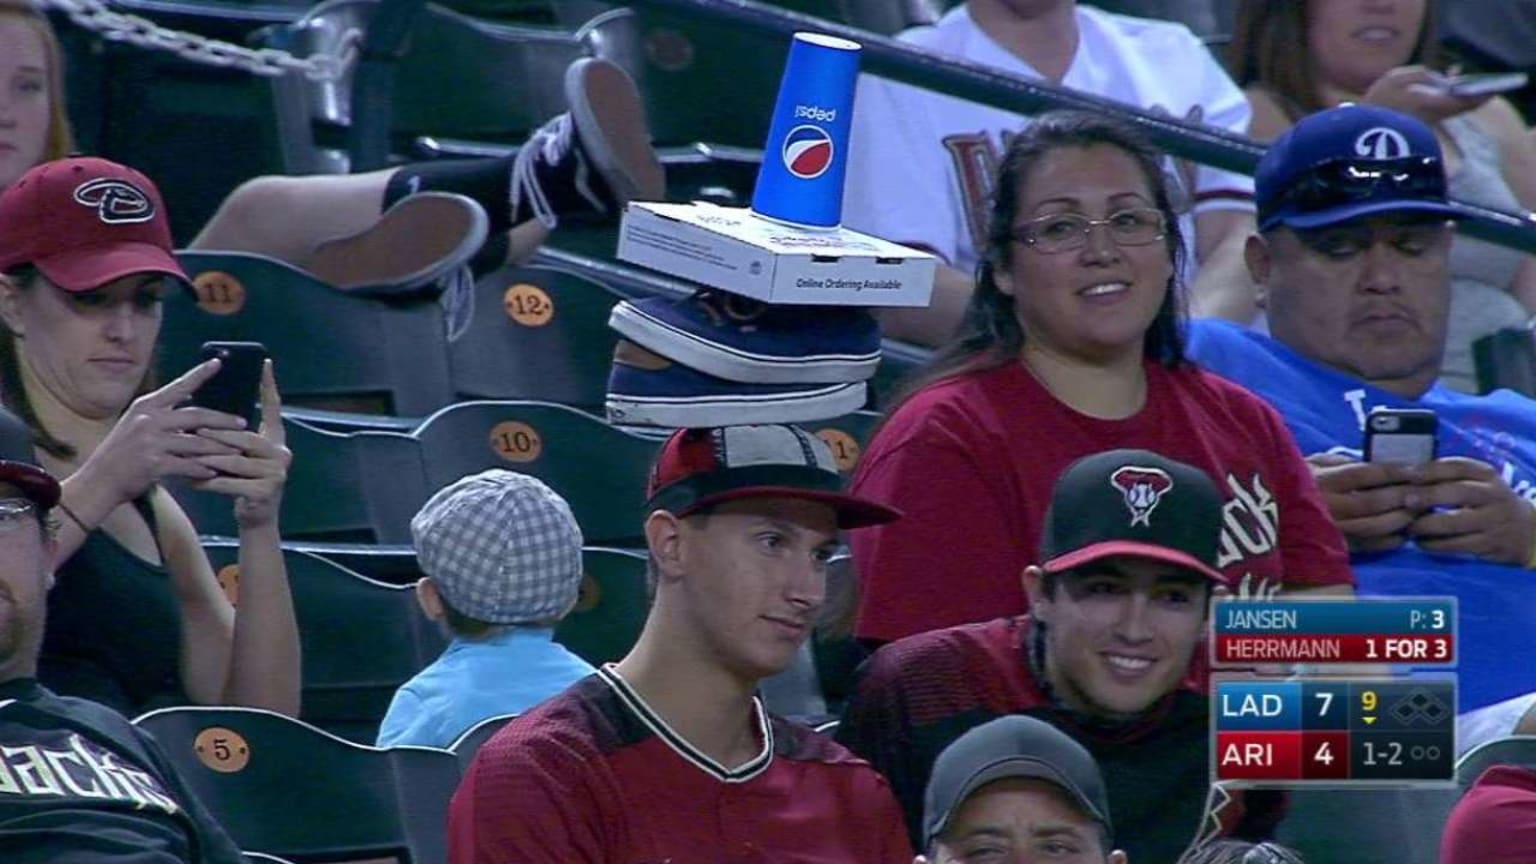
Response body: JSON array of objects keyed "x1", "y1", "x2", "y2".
[{"x1": 603, "y1": 0, "x2": 1536, "y2": 254}]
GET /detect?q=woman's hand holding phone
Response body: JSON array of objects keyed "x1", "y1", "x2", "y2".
[{"x1": 188, "y1": 360, "x2": 291, "y2": 531}]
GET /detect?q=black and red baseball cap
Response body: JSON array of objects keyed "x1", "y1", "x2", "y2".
[
  {"x1": 645, "y1": 424, "x2": 901, "y2": 529},
  {"x1": 0, "y1": 407, "x2": 60, "y2": 511},
  {"x1": 1039, "y1": 449, "x2": 1225, "y2": 583},
  {"x1": 0, "y1": 157, "x2": 188, "y2": 293}
]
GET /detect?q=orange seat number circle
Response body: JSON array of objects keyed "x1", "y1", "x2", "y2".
[
  {"x1": 215, "y1": 564, "x2": 240, "y2": 607},
  {"x1": 192, "y1": 271, "x2": 246, "y2": 315},
  {"x1": 503, "y1": 283, "x2": 554, "y2": 327},
  {"x1": 489, "y1": 421, "x2": 543, "y2": 463},
  {"x1": 815, "y1": 429, "x2": 861, "y2": 472},
  {"x1": 574, "y1": 572, "x2": 602, "y2": 612},
  {"x1": 194, "y1": 727, "x2": 251, "y2": 773}
]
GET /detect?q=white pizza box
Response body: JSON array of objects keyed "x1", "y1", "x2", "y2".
[{"x1": 616, "y1": 201, "x2": 936, "y2": 307}]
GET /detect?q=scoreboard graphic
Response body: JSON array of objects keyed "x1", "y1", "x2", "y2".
[
  {"x1": 1212, "y1": 598, "x2": 1456, "y2": 667},
  {"x1": 1212, "y1": 679, "x2": 1456, "y2": 784}
]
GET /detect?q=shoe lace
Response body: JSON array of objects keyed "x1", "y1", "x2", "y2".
[
  {"x1": 509, "y1": 115, "x2": 572, "y2": 231},
  {"x1": 438, "y1": 263, "x2": 476, "y2": 343},
  {"x1": 510, "y1": 112, "x2": 612, "y2": 231}
]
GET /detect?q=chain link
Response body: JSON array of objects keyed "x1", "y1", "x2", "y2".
[{"x1": 37, "y1": 0, "x2": 360, "y2": 81}]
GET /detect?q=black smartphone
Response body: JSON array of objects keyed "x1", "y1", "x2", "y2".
[
  {"x1": 1364, "y1": 407, "x2": 1438, "y2": 466},
  {"x1": 190, "y1": 342, "x2": 267, "y2": 429}
]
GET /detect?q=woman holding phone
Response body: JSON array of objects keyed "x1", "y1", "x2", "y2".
[
  {"x1": 1224, "y1": 0, "x2": 1536, "y2": 393},
  {"x1": 0, "y1": 155, "x2": 299, "y2": 716}
]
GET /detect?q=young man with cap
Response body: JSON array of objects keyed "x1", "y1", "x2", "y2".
[
  {"x1": 0, "y1": 406, "x2": 245, "y2": 862},
  {"x1": 840, "y1": 448, "x2": 1277, "y2": 864},
  {"x1": 448, "y1": 424, "x2": 913, "y2": 863},
  {"x1": 376, "y1": 469, "x2": 595, "y2": 748},
  {"x1": 920, "y1": 715, "x2": 1127, "y2": 864},
  {"x1": 1185, "y1": 103, "x2": 1536, "y2": 714}
]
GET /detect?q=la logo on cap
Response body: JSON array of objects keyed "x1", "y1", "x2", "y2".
[
  {"x1": 1110, "y1": 465, "x2": 1173, "y2": 527},
  {"x1": 72, "y1": 178, "x2": 154, "y2": 225},
  {"x1": 1353, "y1": 127, "x2": 1411, "y2": 160}
]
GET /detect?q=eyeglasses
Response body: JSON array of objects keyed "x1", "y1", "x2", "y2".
[
  {"x1": 1011, "y1": 208, "x2": 1167, "y2": 254},
  {"x1": 1267, "y1": 157, "x2": 1446, "y2": 219},
  {"x1": 0, "y1": 497, "x2": 36, "y2": 534}
]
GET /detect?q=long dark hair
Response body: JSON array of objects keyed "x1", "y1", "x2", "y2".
[
  {"x1": 0, "y1": 265, "x2": 74, "y2": 458},
  {"x1": 1227, "y1": 0, "x2": 1441, "y2": 122},
  {"x1": 888, "y1": 110, "x2": 1189, "y2": 412}
]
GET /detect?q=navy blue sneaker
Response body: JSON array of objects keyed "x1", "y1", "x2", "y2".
[
  {"x1": 608, "y1": 289, "x2": 880, "y2": 384},
  {"x1": 605, "y1": 341, "x2": 868, "y2": 427}
]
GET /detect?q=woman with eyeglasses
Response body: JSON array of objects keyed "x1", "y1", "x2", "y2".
[
  {"x1": 1228, "y1": 0, "x2": 1536, "y2": 392},
  {"x1": 846, "y1": 111, "x2": 1354, "y2": 646}
]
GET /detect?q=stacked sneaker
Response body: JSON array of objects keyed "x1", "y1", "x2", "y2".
[{"x1": 605, "y1": 289, "x2": 881, "y2": 428}]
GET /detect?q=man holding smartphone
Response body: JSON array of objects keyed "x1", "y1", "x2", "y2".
[{"x1": 1186, "y1": 104, "x2": 1536, "y2": 714}]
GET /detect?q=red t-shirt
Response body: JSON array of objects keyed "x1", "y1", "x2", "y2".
[
  {"x1": 449, "y1": 667, "x2": 913, "y2": 864},
  {"x1": 850, "y1": 359, "x2": 1353, "y2": 642},
  {"x1": 1442, "y1": 765, "x2": 1536, "y2": 863}
]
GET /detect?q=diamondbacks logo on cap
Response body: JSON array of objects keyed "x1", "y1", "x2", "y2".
[
  {"x1": 1110, "y1": 465, "x2": 1173, "y2": 527},
  {"x1": 72, "y1": 178, "x2": 154, "y2": 225},
  {"x1": 783, "y1": 125, "x2": 834, "y2": 179},
  {"x1": 1354, "y1": 127, "x2": 1411, "y2": 160}
]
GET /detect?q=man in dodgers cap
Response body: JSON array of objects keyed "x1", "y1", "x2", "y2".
[
  {"x1": 1186, "y1": 103, "x2": 1536, "y2": 716},
  {"x1": 449, "y1": 424, "x2": 914, "y2": 863}
]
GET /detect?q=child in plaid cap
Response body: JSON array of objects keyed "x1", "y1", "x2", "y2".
[{"x1": 376, "y1": 469, "x2": 594, "y2": 748}]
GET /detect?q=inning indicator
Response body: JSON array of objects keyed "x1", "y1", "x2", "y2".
[
  {"x1": 1212, "y1": 598, "x2": 1456, "y2": 667},
  {"x1": 1212, "y1": 678, "x2": 1455, "y2": 785}
]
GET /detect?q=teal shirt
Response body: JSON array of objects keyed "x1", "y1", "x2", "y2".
[{"x1": 376, "y1": 627, "x2": 594, "y2": 748}]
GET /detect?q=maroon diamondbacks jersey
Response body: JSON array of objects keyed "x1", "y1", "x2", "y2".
[{"x1": 449, "y1": 666, "x2": 913, "y2": 864}]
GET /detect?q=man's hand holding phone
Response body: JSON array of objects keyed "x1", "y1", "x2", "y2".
[
  {"x1": 1306, "y1": 453, "x2": 1422, "y2": 553},
  {"x1": 1407, "y1": 457, "x2": 1536, "y2": 566}
]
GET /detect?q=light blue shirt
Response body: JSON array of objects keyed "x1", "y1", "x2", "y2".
[
  {"x1": 376, "y1": 627, "x2": 595, "y2": 748},
  {"x1": 1188, "y1": 319, "x2": 1536, "y2": 710}
]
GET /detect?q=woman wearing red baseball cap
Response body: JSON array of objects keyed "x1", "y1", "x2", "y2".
[{"x1": 0, "y1": 155, "x2": 299, "y2": 717}]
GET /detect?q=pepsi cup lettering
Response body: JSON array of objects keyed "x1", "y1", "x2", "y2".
[{"x1": 751, "y1": 32, "x2": 862, "y2": 229}]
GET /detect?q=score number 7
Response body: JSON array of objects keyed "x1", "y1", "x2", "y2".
[{"x1": 1315, "y1": 691, "x2": 1333, "y2": 715}]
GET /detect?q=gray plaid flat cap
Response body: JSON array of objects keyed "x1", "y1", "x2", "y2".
[{"x1": 410, "y1": 469, "x2": 584, "y2": 624}]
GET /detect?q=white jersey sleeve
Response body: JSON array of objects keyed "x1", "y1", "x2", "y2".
[
  {"x1": 842, "y1": 73, "x2": 968, "y2": 267},
  {"x1": 1172, "y1": 29, "x2": 1256, "y2": 214}
]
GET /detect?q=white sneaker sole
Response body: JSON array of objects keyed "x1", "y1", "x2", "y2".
[
  {"x1": 606, "y1": 381, "x2": 867, "y2": 427},
  {"x1": 609, "y1": 302, "x2": 879, "y2": 384}
]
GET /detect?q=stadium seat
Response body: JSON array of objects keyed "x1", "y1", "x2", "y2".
[
  {"x1": 448, "y1": 263, "x2": 626, "y2": 414},
  {"x1": 202, "y1": 541, "x2": 446, "y2": 743},
  {"x1": 562, "y1": 3, "x2": 783, "y2": 149},
  {"x1": 258, "y1": 0, "x2": 585, "y2": 173},
  {"x1": 1473, "y1": 327, "x2": 1536, "y2": 396},
  {"x1": 1457, "y1": 735, "x2": 1536, "y2": 791},
  {"x1": 810, "y1": 555, "x2": 863, "y2": 714},
  {"x1": 167, "y1": 251, "x2": 455, "y2": 416},
  {"x1": 870, "y1": 338, "x2": 933, "y2": 409},
  {"x1": 178, "y1": 402, "x2": 661, "y2": 545},
  {"x1": 243, "y1": 853, "x2": 299, "y2": 864},
  {"x1": 554, "y1": 546, "x2": 650, "y2": 665},
  {"x1": 449, "y1": 713, "x2": 517, "y2": 771},
  {"x1": 1274, "y1": 787, "x2": 1460, "y2": 864},
  {"x1": 134, "y1": 706, "x2": 460, "y2": 864},
  {"x1": 805, "y1": 410, "x2": 882, "y2": 476}
]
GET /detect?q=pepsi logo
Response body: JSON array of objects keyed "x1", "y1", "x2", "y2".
[
  {"x1": 72, "y1": 178, "x2": 155, "y2": 225},
  {"x1": 782, "y1": 125, "x2": 834, "y2": 180}
]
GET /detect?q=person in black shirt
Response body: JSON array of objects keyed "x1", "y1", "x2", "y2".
[{"x1": 0, "y1": 406, "x2": 243, "y2": 863}]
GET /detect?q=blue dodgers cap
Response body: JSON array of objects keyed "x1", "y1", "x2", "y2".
[{"x1": 1256, "y1": 104, "x2": 1459, "y2": 231}]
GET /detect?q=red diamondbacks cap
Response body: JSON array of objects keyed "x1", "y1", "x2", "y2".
[
  {"x1": 0, "y1": 157, "x2": 188, "y2": 293},
  {"x1": 645, "y1": 424, "x2": 900, "y2": 529}
]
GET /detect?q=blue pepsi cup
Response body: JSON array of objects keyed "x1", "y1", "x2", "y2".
[{"x1": 751, "y1": 32, "x2": 862, "y2": 229}]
